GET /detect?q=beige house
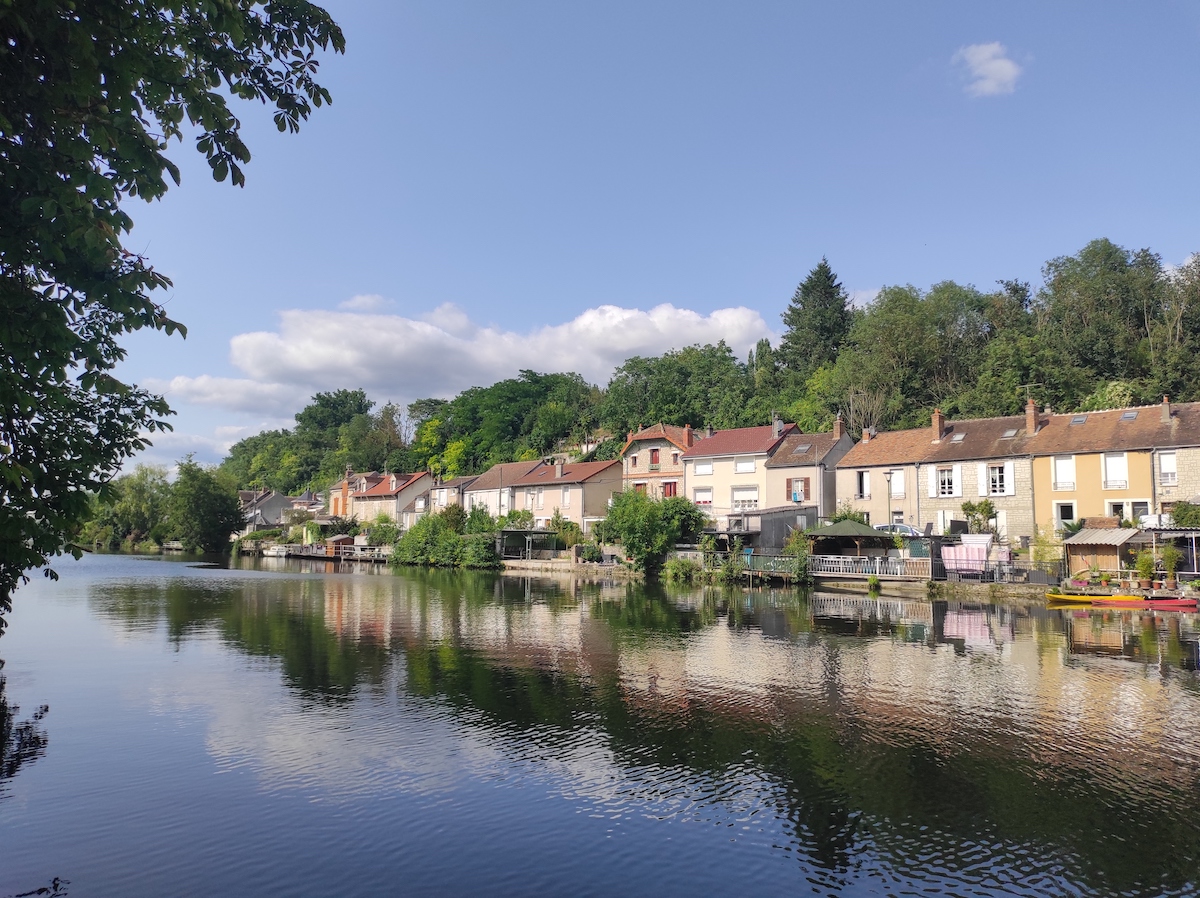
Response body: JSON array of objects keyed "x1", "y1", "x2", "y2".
[
  {"x1": 621, "y1": 423, "x2": 696, "y2": 498},
  {"x1": 428, "y1": 474, "x2": 479, "y2": 513},
  {"x1": 1028, "y1": 398, "x2": 1200, "y2": 531},
  {"x1": 835, "y1": 405, "x2": 1038, "y2": 544},
  {"x1": 763, "y1": 416, "x2": 854, "y2": 519},
  {"x1": 508, "y1": 459, "x2": 622, "y2": 532},
  {"x1": 354, "y1": 471, "x2": 434, "y2": 523},
  {"x1": 462, "y1": 461, "x2": 543, "y2": 519},
  {"x1": 328, "y1": 470, "x2": 385, "y2": 520},
  {"x1": 681, "y1": 420, "x2": 797, "y2": 530}
]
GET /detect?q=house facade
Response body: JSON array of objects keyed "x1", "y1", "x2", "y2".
[
  {"x1": 327, "y1": 470, "x2": 385, "y2": 520},
  {"x1": 354, "y1": 471, "x2": 434, "y2": 523},
  {"x1": 621, "y1": 423, "x2": 696, "y2": 499},
  {"x1": 763, "y1": 416, "x2": 854, "y2": 519},
  {"x1": 681, "y1": 420, "x2": 797, "y2": 530},
  {"x1": 508, "y1": 460, "x2": 622, "y2": 532},
  {"x1": 835, "y1": 404, "x2": 1038, "y2": 543},
  {"x1": 1028, "y1": 398, "x2": 1200, "y2": 531},
  {"x1": 462, "y1": 461, "x2": 543, "y2": 519}
]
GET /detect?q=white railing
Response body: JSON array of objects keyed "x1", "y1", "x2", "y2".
[
  {"x1": 1103, "y1": 480, "x2": 1128, "y2": 490},
  {"x1": 1161, "y1": 472, "x2": 1178, "y2": 485},
  {"x1": 807, "y1": 554, "x2": 932, "y2": 579},
  {"x1": 1053, "y1": 481, "x2": 1075, "y2": 491}
]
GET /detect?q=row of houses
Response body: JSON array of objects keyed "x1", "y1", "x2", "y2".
[
  {"x1": 249, "y1": 395, "x2": 1200, "y2": 551},
  {"x1": 619, "y1": 395, "x2": 1200, "y2": 548}
]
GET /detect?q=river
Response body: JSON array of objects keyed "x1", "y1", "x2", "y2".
[{"x1": 1, "y1": 553, "x2": 1198, "y2": 897}]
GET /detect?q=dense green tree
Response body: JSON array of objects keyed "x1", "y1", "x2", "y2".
[
  {"x1": 602, "y1": 491, "x2": 702, "y2": 576},
  {"x1": 169, "y1": 457, "x2": 243, "y2": 553},
  {"x1": 0, "y1": 0, "x2": 343, "y2": 630},
  {"x1": 778, "y1": 259, "x2": 854, "y2": 379}
]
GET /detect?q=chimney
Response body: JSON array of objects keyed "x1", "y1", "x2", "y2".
[
  {"x1": 771, "y1": 412, "x2": 783, "y2": 439},
  {"x1": 555, "y1": 461, "x2": 564, "y2": 478},
  {"x1": 684, "y1": 424, "x2": 693, "y2": 447},
  {"x1": 861, "y1": 428, "x2": 872, "y2": 444},
  {"x1": 705, "y1": 425, "x2": 713, "y2": 439},
  {"x1": 1162, "y1": 395, "x2": 1172, "y2": 424},
  {"x1": 1025, "y1": 397, "x2": 1038, "y2": 435},
  {"x1": 932, "y1": 409, "x2": 945, "y2": 441},
  {"x1": 832, "y1": 413, "x2": 845, "y2": 440}
]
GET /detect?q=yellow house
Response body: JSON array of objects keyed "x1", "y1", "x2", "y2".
[{"x1": 1028, "y1": 398, "x2": 1200, "y2": 531}]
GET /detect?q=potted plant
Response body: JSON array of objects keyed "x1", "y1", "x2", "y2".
[
  {"x1": 1161, "y1": 543, "x2": 1182, "y2": 591},
  {"x1": 1135, "y1": 549, "x2": 1155, "y2": 589}
]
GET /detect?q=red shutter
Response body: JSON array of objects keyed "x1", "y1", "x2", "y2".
[
  {"x1": 801, "y1": 477, "x2": 811, "y2": 501},
  {"x1": 786, "y1": 478, "x2": 793, "y2": 501}
]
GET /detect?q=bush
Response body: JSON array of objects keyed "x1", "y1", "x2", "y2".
[
  {"x1": 438, "y1": 503, "x2": 467, "y2": 534},
  {"x1": 461, "y1": 533, "x2": 501, "y2": 568},
  {"x1": 389, "y1": 513, "x2": 500, "y2": 569},
  {"x1": 663, "y1": 557, "x2": 700, "y2": 582},
  {"x1": 465, "y1": 504, "x2": 498, "y2": 534},
  {"x1": 579, "y1": 542, "x2": 604, "y2": 563},
  {"x1": 366, "y1": 515, "x2": 400, "y2": 547}
]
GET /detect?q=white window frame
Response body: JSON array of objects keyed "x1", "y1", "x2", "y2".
[
  {"x1": 734, "y1": 457, "x2": 756, "y2": 474},
  {"x1": 731, "y1": 486, "x2": 759, "y2": 511},
  {"x1": 693, "y1": 487, "x2": 713, "y2": 506},
  {"x1": 1161, "y1": 451, "x2": 1178, "y2": 485},
  {"x1": 561, "y1": 486, "x2": 571, "y2": 508},
  {"x1": 536, "y1": 487, "x2": 544, "y2": 510},
  {"x1": 856, "y1": 470, "x2": 870, "y2": 500},
  {"x1": 1102, "y1": 452, "x2": 1128, "y2": 491},
  {"x1": 1052, "y1": 455, "x2": 1076, "y2": 491},
  {"x1": 694, "y1": 460, "x2": 713, "y2": 476},
  {"x1": 1054, "y1": 501, "x2": 1076, "y2": 528},
  {"x1": 938, "y1": 467, "x2": 955, "y2": 497}
]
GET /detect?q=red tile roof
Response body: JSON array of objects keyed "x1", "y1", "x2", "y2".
[
  {"x1": 681, "y1": 424, "x2": 797, "y2": 459},
  {"x1": 620, "y1": 422, "x2": 694, "y2": 455},
  {"x1": 359, "y1": 472, "x2": 426, "y2": 497},
  {"x1": 508, "y1": 459, "x2": 621, "y2": 487}
]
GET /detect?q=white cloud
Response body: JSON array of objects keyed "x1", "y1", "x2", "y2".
[
  {"x1": 144, "y1": 374, "x2": 306, "y2": 417},
  {"x1": 338, "y1": 293, "x2": 394, "y2": 312},
  {"x1": 221, "y1": 302, "x2": 773, "y2": 404},
  {"x1": 953, "y1": 42, "x2": 1022, "y2": 97},
  {"x1": 848, "y1": 288, "x2": 879, "y2": 308}
]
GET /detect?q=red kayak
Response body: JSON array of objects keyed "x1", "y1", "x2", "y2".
[{"x1": 1090, "y1": 596, "x2": 1198, "y2": 612}]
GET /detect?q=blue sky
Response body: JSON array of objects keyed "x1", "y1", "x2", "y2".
[{"x1": 120, "y1": 1, "x2": 1200, "y2": 468}]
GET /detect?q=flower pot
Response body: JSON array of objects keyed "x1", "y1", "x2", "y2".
[
  {"x1": 1138, "y1": 579, "x2": 1152, "y2": 589},
  {"x1": 1165, "y1": 578, "x2": 1178, "y2": 590}
]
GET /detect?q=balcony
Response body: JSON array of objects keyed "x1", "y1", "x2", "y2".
[
  {"x1": 1103, "y1": 480, "x2": 1128, "y2": 490},
  {"x1": 854, "y1": 492, "x2": 871, "y2": 500},
  {"x1": 1052, "y1": 481, "x2": 1075, "y2": 491},
  {"x1": 648, "y1": 463, "x2": 660, "y2": 471}
]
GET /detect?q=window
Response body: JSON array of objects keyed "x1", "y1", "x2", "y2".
[
  {"x1": 1120, "y1": 411, "x2": 1138, "y2": 421},
  {"x1": 951, "y1": 432, "x2": 966, "y2": 443},
  {"x1": 693, "y1": 488, "x2": 713, "y2": 506},
  {"x1": 1070, "y1": 415, "x2": 1087, "y2": 425},
  {"x1": 792, "y1": 443, "x2": 812, "y2": 455},
  {"x1": 735, "y1": 457, "x2": 756, "y2": 474},
  {"x1": 856, "y1": 470, "x2": 870, "y2": 500},
  {"x1": 892, "y1": 510, "x2": 904, "y2": 525},
  {"x1": 1132, "y1": 501, "x2": 1149, "y2": 523},
  {"x1": 1103, "y1": 452, "x2": 1128, "y2": 490},
  {"x1": 1109, "y1": 502, "x2": 1125, "y2": 520},
  {"x1": 536, "y1": 487, "x2": 544, "y2": 509},
  {"x1": 662, "y1": 481, "x2": 677, "y2": 498},
  {"x1": 694, "y1": 461, "x2": 713, "y2": 476},
  {"x1": 650, "y1": 448, "x2": 659, "y2": 464},
  {"x1": 988, "y1": 465, "x2": 1006, "y2": 496},
  {"x1": 1055, "y1": 502, "x2": 1076, "y2": 527},
  {"x1": 416, "y1": 497, "x2": 426, "y2": 510},
  {"x1": 1052, "y1": 455, "x2": 1075, "y2": 491},
  {"x1": 562, "y1": 486, "x2": 570, "y2": 508},
  {"x1": 938, "y1": 467, "x2": 955, "y2": 497},
  {"x1": 629, "y1": 455, "x2": 637, "y2": 468},
  {"x1": 671, "y1": 452, "x2": 679, "y2": 465},
  {"x1": 787, "y1": 477, "x2": 810, "y2": 502},
  {"x1": 633, "y1": 482, "x2": 647, "y2": 493},
  {"x1": 1161, "y1": 452, "x2": 1178, "y2": 485},
  {"x1": 1001, "y1": 428, "x2": 1017, "y2": 439},
  {"x1": 437, "y1": 488, "x2": 447, "y2": 506},
  {"x1": 887, "y1": 469, "x2": 905, "y2": 498},
  {"x1": 731, "y1": 487, "x2": 759, "y2": 511}
]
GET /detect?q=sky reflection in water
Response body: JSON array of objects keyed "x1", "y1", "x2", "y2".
[{"x1": 1, "y1": 553, "x2": 1199, "y2": 897}]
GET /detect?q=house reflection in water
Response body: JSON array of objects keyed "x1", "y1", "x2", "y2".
[{"x1": 1064, "y1": 609, "x2": 1200, "y2": 670}]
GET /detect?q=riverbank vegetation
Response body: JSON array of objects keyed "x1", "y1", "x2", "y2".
[{"x1": 80, "y1": 459, "x2": 242, "y2": 554}]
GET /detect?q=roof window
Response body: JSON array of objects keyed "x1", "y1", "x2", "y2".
[
  {"x1": 1120, "y1": 411, "x2": 1138, "y2": 421},
  {"x1": 1071, "y1": 415, "x2": 1087, "y2": 425},
  {"x1": 1001, "y1": 428, "x2": 1017, "y2": 439},
  {"x1": 951, "y1": 432, "x2": 966, "y2": 443},
  {"x1": 792, "y1": 443, "x2": 812, "y2": 455}
]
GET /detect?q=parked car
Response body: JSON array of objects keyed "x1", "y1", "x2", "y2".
[{"x1": 873, "y1": 523, "x2": 923, "y2": 538}]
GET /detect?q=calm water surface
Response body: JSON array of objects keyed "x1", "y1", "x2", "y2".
[{"x1": 2, "y1": 553, "x2": 1199, "y2": 897}]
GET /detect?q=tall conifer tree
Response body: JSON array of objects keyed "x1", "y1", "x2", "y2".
[{"x1": 778, "y1": 258, "x2": 853, "y2": 378}]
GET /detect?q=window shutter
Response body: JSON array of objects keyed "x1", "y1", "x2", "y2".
[
  {"x1": 1004, "y1": 461, "x2": 1015, "y2": 496},
  {"x1": 928, "y1": 467, "x2": 937, "y2": 498},
  {"x1": 786, "y1": 478, "x2": 793, "y2": 500},
  {"x1": 801, "y1": 477, "x2": 810, "y2": 501},
  {"x1": 952, "y1": 464, "x2": 962, "y2": 497},
  {"x1": 977, "y1": 463, "x2": 988, "y2": 497}
]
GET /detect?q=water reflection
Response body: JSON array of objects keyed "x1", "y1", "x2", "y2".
[
  {"x1": 0, "y1": 665, "x2": 49, "y2": 782},
  {"x1": 80, "y1": 567, "x2": 1200, "y2": 895}
]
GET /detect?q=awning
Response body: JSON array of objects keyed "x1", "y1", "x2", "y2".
[{"x1": 1063, "y1": 528, "x2": 1149, "y2": 547}]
